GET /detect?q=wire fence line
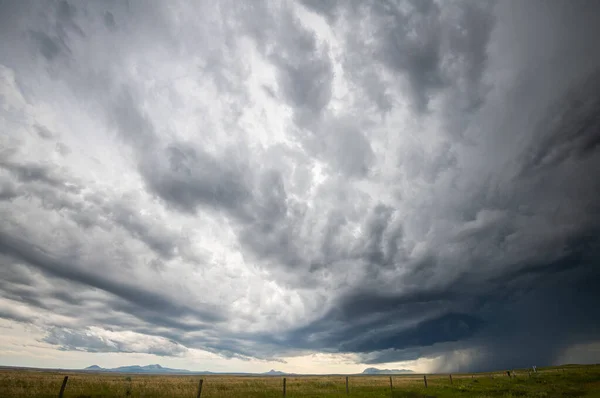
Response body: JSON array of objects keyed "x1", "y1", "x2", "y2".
[
  {"x1": 47, "y1": 369, "x2": 562, "y2": 398},
  {"x1": 47, "y1": 373, "x2": 454, "y2": 397},
  {"x1": 3, "y1": 366, "x2": 592, "y2": 398}
]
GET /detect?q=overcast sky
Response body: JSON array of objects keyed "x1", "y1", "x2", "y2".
[{"x1": 1, "y1": 0, "x2": 599, "y2": 374}]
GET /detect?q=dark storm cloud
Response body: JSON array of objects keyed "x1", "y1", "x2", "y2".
[
  {"x1": 260, "y1": 37, "x2": 600, "y2": 369},
  {"x1": 274, "y1": 230, "x2": 600, "y2": 370},
  {"x1": 274, "y1": 288, "x2": 463, "y2": 351},
  {"x1": 520, "y1": 69, "x2": 600, "y2": 173},
  {"x1": 338, "y1": 313, "x2": 484, "y2": 353},
  {"x1": 1, "y1": 0, "x2": 600, "y2": 372}
]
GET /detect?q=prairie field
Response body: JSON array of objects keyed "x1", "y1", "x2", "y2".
[{"x1": 0, "y1": 365, "x2": 599, "y2": 398}]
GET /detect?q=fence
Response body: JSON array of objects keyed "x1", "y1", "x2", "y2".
[
  {"x1": 2, "y1": 366, "x2": 591, "y2": 398},
  {"x1": 47, "y1": 368, "x2": 563, "y2": 397},
  {"x1": 52, "y1": 374, "x2": 449, "y2": 397}
]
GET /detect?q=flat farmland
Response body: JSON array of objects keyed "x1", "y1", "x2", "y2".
[{"x1": 1, "y1": 365, "x2": 599, "y2": 397}]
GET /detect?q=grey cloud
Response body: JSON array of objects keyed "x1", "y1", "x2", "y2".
[
  {"x1": 30, "y1": 31, "x2": 64, "y2": 61},
  {"x1": 0, "y1": 309, "x2": 32, "y2": 324},
  {"x1": 135, "y1": 139, "x2": 308, "y2": 274},
  {"x1": 140, "y1": 143, "x2": 252, "y2": 214},
  {"x1": 103, "y1": 12, "x2": 116, "y2": 29},
  {"x1": 317, "y1": 117, "x2": 375, "y2": 178},
  {"x1": 356, "y1": 204, "x2": 402, "y2": 270},
  {"x1": 0, "y1": 179, "x2": 19, "y2": 201},
  {"x1": 0, "y1": 157, "x2": 185, "y2": 260},
  {"x1": 0, "y1": 253, "x2": 222, "y2": 355},
  {"x1": 110, "y1": 86, "x2": 157, "y2": 149},
  {"x1": 0, "y1": 230, "x2": 224, "y2": 323},
  {"x1": 400, "y1": 141, "x2": 457, "y2": 183},
  {"x1": 42, "y1": 327, "x2": 188, "y2": 356},
  {"x1": 242, "y1": 2, "x2": 334, "y2": 130},
  {"x1": 356, "y1": 71, "x2": 394, "y2": 114},
  {"x1": 0, "y1": 160, "x2": 72, "y2": 189},
  {"x1": 107, "y1": 200, "x2": 183, "y2": 259},
  {"x1": 43, "y1": 328, "x2": 118, "y2": 353},
  {"x1": 299, "y1": 0, "x2": 341, "y2": 22},
  {"x1": 230, "y1": 172, "x2": 307, "y2": 273},
  {"x1": 55, "y1": 142, "x2": 71, "y2": 156},
  {"x1": 239, "y1": 4, "x2": 369, "y2": 178},
  {"x1": 274, "y1": 50, "x2": 333, "y2": 129},
  {"x1": 1, "y1": 0, "x2": 600, "y2": 371},
  {"x1": 520, "y1": 69, "x2": 600, "y2": 173},
  {"x1": 376, "y1": 0, "x2": 445, "y2": 112},
  {"x1": 323, "y1": 0, "x2": 495, "y2": 126},
  {"x1": 56, "y1": 1, "x2": 75, "y2": 21},
  {"x1": 35, "y1": 124, "x2": 56, "y2": 140}
]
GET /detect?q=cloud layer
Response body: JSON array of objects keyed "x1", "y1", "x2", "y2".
[{"x1": 1, "y1": 0, "x2": 599, "y2": 372}]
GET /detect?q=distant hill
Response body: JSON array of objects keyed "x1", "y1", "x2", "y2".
[
  {"x1": 263, "y1": 369, "x2": 287, "y2": 376},
  {"x1": 83, "y1": 364, "x2": 291, "y2": 376},
  {"x1": 83, "y1": 364, "x2": 414, "y2": 376},
  {"x1": 84, "y1": 364, "x2": 194, "y2": 374},
  {"x1": 362, "y1": 367, "x2": 414, "y2": 375}
]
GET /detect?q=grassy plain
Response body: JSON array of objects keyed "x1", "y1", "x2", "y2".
[{"x1": 0, "y1": 364, "x2": 599, "y2": 397}]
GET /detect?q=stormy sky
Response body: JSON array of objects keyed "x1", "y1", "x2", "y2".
[{"x1": 1, "y1": 0, "x2": 599, "y2": 373}]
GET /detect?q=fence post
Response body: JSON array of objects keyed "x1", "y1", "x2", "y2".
[
  {"x1": 58, "y1": 376, "x2": 68, "y2": 398},
  {"x1": 346, "y1": 376, "x2": 349, "y2": 395},
  {"x1": 196, "y1": 379, "x2": 203, "y2": 398},
  {"x1": 423, "y1": 375, "x2": 428, "y2": 388},
  {"x1": 449, "y1": 374, "x2": 453, "y2": 384},
  {"x1": 283, "y1": 377, "x2": 286, "y2": 397},
  {"x1": 389, "y1": 376, "x2": 393, "y2": 395}
]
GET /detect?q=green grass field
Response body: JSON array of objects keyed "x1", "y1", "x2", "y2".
[{"x1": 0, "y1": 364, "x2": 599, "y2": 397}]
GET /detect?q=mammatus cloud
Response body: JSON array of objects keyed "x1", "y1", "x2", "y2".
[{"x1": 0, "y1": 0, "x2": 599, "y2": 373}]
